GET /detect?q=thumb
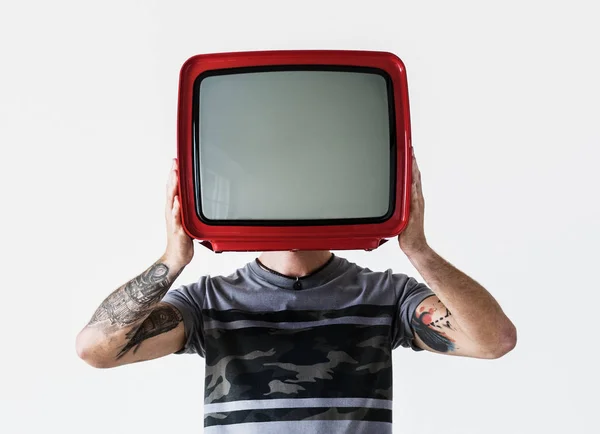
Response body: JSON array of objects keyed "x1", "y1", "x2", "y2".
[{"x1": 172, "y1": 195, "x2": 181, "y2": 218}]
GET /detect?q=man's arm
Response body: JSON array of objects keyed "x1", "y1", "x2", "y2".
[
  {"x1": 406, "y1": 249, "x2": 516, "y2": 358},
  {"x1": 76, "y1": 257, "x2": 187, "y2": 368},
  {"x1": 76, "y1": 159, "x2": 195, "y2": 368},
  {"x1": 399, "y1": 152, "x2": 517, "y2": 358}
]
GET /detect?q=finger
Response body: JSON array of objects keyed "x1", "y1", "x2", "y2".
[
  {"x1": 411, "y1": 160, "x2": 424, "y2": 201},
  {"x1": 412, "y1": 155, "x2": 422, "y2": 183},
  {"x1": 412, "y1": 152, "x2": 419, "y2": 171},
  {"x1": 166, "y1": 159, "x2": 176, "y2": 190},
  {"x1": 166, "y1": 160, "x2": 178, "y2": 206},
  {"x1": 412, "y1": 179, "x2": 421, "y2": 199},
  {"x1": 173, "y1": 194, "x2": 180, "y2": 213},
  {"x1": 172, "y1": 195, "x2": 182, "y2": 226}
]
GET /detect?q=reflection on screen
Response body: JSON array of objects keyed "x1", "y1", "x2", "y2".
[{"x1": 198, "y1": 70, "x2": 391, "y2": 221}]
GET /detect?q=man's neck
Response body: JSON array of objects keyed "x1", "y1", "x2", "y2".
[{"x1": 257, "y1": 250, "x2": 333, "y2": 278}]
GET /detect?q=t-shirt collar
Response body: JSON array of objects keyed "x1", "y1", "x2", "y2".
[{"x1": 248, "y1": 253, "x2": 343, "y2": 290}]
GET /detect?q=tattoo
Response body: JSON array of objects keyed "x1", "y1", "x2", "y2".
[
  {"x1": 116, "y1": 305, "x2": 182, "y2": 359},
  {"x1": 413, "y1": 303, "x2": 456, "y2": 352},
  {"x1": 88, "y1": 263, "x2": 174, "y2": 328}
]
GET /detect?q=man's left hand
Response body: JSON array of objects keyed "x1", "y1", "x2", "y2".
[{"x1": 398, "y1": 153, "x2": 428, "y2": 255}]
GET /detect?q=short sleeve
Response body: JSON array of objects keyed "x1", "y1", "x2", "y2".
[
  {"x1": 390, "y1": 272, "x2": 435, "y2": 351},
  {"x1": 161, "y1": 277, "x2": 207, "y2": 357}
]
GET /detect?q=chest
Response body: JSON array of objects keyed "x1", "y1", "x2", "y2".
[{"x1": 201, "y1": 307, "x2": 395, "y2": 404}]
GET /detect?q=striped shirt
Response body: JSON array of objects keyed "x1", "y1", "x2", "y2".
[{"x1": 162, "y1": 254, "x2": 434, "y2": 433}]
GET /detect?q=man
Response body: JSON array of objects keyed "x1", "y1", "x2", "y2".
[{"x1": 76, "y1": 156, "x2": 516, "y2": 433}]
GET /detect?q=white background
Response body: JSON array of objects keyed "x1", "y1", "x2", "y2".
[{"x1": 1, "y1": 1, "x2": 598, "y2": 433}]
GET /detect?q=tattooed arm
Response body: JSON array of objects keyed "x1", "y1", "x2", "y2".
[
  {"x1": 76, "y1": 257, "x2": 187, "y2": 368},
  {"x1": 76, "y1": 159, "x2": 195, "y2": 368},
  {"x1": 406, "y1": 252, "x2": 516, "y2": 359},
  {"x1": 398, "y1": 154, "x2": 516, "y2": 359}
]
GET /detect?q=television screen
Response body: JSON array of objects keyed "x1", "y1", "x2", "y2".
[
  {"x1": 177, "y1": 51, "x2": 412, "y2": 252},
  {"x1": 195, "y1": 68, "x2": 393, "y2": 223}
]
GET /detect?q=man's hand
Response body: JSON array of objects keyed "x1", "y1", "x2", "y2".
[
  {"x1": 164, "y1": 159, "x2": 194, "y2": 267},
  {"x1": 398, "y1": 153, "x2": 428, "y2": 255},
  {"x1": 397, "y1": 153, "x2": 517, "y2": 358}
]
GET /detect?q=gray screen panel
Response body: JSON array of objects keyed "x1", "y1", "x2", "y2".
[{"x1": 198, "y1": 70, "x2": 391, "y2": 221}]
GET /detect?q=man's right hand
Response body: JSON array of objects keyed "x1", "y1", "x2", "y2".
[{"x1": 164, "y1": 159, "x2": 194, "y2": 267}]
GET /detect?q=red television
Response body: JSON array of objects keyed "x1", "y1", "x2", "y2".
[{"x1": 177, "y1": 50, "x2": 413, "y2": 252}]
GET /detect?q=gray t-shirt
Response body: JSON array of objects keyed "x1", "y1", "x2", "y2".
[{"x1": 162, "y1": 254, "x2": 434, "y2": 434}]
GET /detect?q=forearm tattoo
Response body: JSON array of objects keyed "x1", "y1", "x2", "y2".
[
  {"x1": 88, "y1": 263, "x2": 174, "y2": 328},
  {"x1": 412, "y1": 304, "x2": 456, "y2": 352},
  {"x1": 116, "y1": 305, "x2": 182, "y2": 359}
]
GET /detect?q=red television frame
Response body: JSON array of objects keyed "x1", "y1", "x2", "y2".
[{"x1": 177, "y1": 50, "x2": 412, "y2": 252}]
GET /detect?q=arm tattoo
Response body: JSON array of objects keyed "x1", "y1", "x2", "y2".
[
  {"x1": 88, "y1": 263, "x2": 176, "y2": 328},
  {"x1": 116, "y1": 304, "x2": 182, "y2": 359},
  {"x1": 412, "y1": 305, "x2": 456, "y2": 352}
]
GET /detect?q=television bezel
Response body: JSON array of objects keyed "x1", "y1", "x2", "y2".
[{"x1": 177, "y1": 50, "x2": 413, "y2": 252}]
